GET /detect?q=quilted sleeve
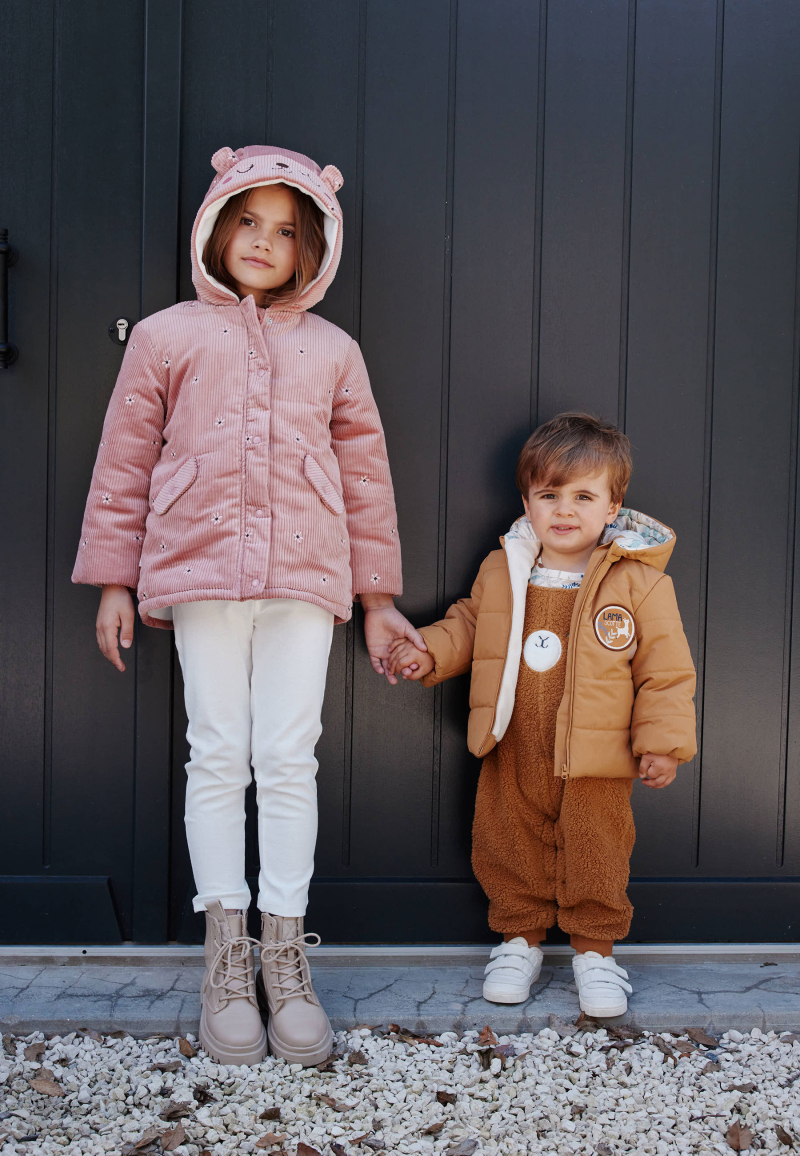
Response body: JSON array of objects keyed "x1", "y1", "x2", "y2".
[
  {"x1": 630, "y1": 574, "x2": 697, "y2": 763},
  {"x1": 330, "y1": 339, "x2": 402, "y2": 596},
  {"x1": 418, "y1": 562, "x2": 488, "y2": 686},
  {"x1": 72, "y1": 324, "x2": 168, "y2": 589}
]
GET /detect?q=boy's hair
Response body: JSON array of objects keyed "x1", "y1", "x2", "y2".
[
  {"x1": 516, "y1": 412, "x2": 632, "y2": 504},
  {"x1": 202, "y1": 183, "x2": 326, "y2": 305}
]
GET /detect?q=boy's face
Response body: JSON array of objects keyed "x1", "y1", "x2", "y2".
[{"x1": 523, "y1": 469, "x2": 622, "y2": 568}]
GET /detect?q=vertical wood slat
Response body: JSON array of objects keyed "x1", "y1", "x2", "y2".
[
  {"x1": 537, "y1": 0, "x2": 631, "y2": 422},
  {"x1": 699, "y1": 0, "x2": 800, "y2": 874},
  {"x1": 49, "y1": 0, "x2": 148, "y2": 936},
  {"x1": 348, "y1": 0, "x2": 454, "y2": 876},
  {"x1": 0, "y1": 0, "x2": 55, "y2": 873},
  {"x1": 623, "y1": 0, "x2": 719, "y2": 876},
  {"x1": 132, "y1": 0, "x2": 183, "y2": 943},
  {"x1": 437, "y1": 0, "x2": 544, "y2": 877}
]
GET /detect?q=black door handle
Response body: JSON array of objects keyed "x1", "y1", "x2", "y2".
[{"x1": 0, "y1": 229, "x2": 18, "y2": 369}]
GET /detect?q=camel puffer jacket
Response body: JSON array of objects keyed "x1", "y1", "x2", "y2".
[
  {"x1": 418, "y1": 511, "x2": 697, "y2": 778},
  {"x1": 72, "y1": 144, "x2": 401, "y2": 627}
]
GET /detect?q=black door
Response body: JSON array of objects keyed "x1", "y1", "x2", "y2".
[{"x1": 3, "y1": 0, "x2": 800, "y2": 944}]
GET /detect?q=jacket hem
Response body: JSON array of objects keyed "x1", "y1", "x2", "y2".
[{"x1": 138, "y1": 585, "x2": 353, "y2": 629}]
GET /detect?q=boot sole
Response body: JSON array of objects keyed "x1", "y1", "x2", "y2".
[
  {"x1": 482, "y1": 984, "x2": 531, "y2": 1004},
  {"x1": 199, "y1": 1010, "x2": 268, "y2": 1067},
  {"x1": 578, "y1": 997, "x2": 628, "y2": 1019},
  {"x1": 256, "y1": 972, "x2": 333, "y2": 1067}
]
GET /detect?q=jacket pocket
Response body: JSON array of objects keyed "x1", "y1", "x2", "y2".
[
  {"x1": 152, "y1": 457, "x2": 198, "y2": 514},
  {"x1": 303, "y1": 454, "x2": 345, "y2": 515}
]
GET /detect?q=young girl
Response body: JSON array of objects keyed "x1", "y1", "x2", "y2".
[{"x1": 73, "y1": 145, "x2": 425, "y2": 1067}]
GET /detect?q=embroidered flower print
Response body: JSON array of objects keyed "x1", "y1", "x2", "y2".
[
  {"x1": 191, "y1": 376, "x2": 199, "y2": 385},
  {"x1": 343, "y1": 386, "x2": 351, "y2": 395},
  {"x1": 160, "y1": 542, "x2": 167, "y2": 552},
  {"x1": 293, "y1": 532, "x2": 303, "y2": 543},
  {"x1": 248, "y1": 350, "x2": 256, "y2": 359},
  {"x1": 359, "y1": 476, "x2": 368, "y2": 485},
  {"x1": 294, "y1": 433, "x2": 302, "y2": 443},
  {"x1": 371, "y1": 574, "x2": 380, "y2": 584},
  {"x1": 125, "y1": 395, "x2": 134, "y2": 405},
  {"x1": 99, "y1": 440, "x2": 106, "y2": 448},
  {"x1": 212, "y1": 514, "x2": 222, "y2": 525},
  {"x1": 298, "y1": 349, "x2": 306, "y2": 355},
  {"x1": 134, "y1": 533, "x2": 142, "y2": 543},
  {"x1": 320, "y1": 576, "x2": 328, "y2": 584},
  {"x1": 81, "y1": 539, "x2": 88, "y2": 550},
  {"x1": 244, "y1": 530, "x2": 252, "y2": 540},
  {"x1": 222, "y1": 327, "x2": 230, "y2": 335},
  {"x1": 162, "y1": 359, "x2": 170, "y2": 368},
  {"x1": 185, "y1": 566, "x2": 193, "y2": 574},
  {"x1": 101, "y1": 493, "x2": 112, "y2": 505},
  {"x1": 390, "y1": 527, "x2": 396, "y2": 537},
  {"x1": 215, "y1": 418, "x2": 225, "y2": 427}
]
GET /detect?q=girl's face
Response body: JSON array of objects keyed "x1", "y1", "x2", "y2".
[{"x1": 223, "y1": 184, "x2": 298, "y2": 303}]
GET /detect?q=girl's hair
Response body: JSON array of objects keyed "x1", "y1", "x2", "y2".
[
  {"x1": 516, "y1": 412, "x2": 632, "y2": 504},
  {"x1": 202, "y1": 183, "x2": 327, "y2": 306}
]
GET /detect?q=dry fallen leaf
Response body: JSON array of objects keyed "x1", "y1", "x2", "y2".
[
  {"x1": 687, "y1": 1027, "x2": 719, "y2": 1049},
  {"x1": 362, "y1": 1142, "x2": 385, "y2": 1153},
  {"x1": 134, "y1": 1126, "x2": 163, "y2": 1150},
  {"x1": 596, "y1": 1144, "x2": 613, "y2": 1156},
  {"x1": 260, "y1": 1107, "x2": 281, "y2": 1121},
  {"x1": 314, "y1": 1092, "x2": 347, "y2": 1112},
  {"x1": 297, "y1": 1145, "x2": 323, "y2": 1156},
  {"x1": 653, "y1": 1036, "x2": 677, "y2": 1064},
  {"x1": 725, "y1": 1082, "x2": 757, "y2": 1094},
  {"x1": 23, "y1": 1042, "x2": 46, "y2": 1062},
  {"x1": 776, "y1": 1125, "x2": 794, "y2": 1146},
  {"x1": 492, "y1": 1043, "x2": 517, "y2": 1059},
  {"x1": 194, "y1": 1085, "x2": 214, "y2": 1105},
  {"x1": 424, "y1": 1122, "x2": 445, "y2": 1135},
  {"x1": 161, "y1": 1124, "x2": 185, "y2": 1152},
  {"x1": 2, "y1": 1034, "x2": 15, "y2": 1056},
  {"x1": 549, "y1": 1015, "x2": 579, "y2": 1038},
  {"x1": 478, "y1": 1024, "x2": 498, "y2": 1046},
  {"x1": 348, "y1": 1050, "x2": 368, "y2": 1066},
  {"x1": 608, "y1": 1024, "x2": 643, "y2": 1041},
  {"x1": 178, "y1": 1037, "x2": 196, "y2": 1058},
  {"x1": 782, "y1": 1034, "x2": 800, "y2": 1045},
  {"x1": 28, "y1": 1077, "x2": 64, "y2": 1097},
  {"x1": 150, "y1": 1060, "x2": 182, "y2": 1073},
  {"x1": 446, "y1": 1141, "x2": 479, "y2": 1156},
  {"x1": 726, "y1": 1121, "x2": 753, "y2": 1151},
  {"x1": 387, "y1": 1023, "x2": 443, "y2": 1047},
  {"x1": 80, "y1": 1028, "x2": 103, "y2": 1042},
  {"x1": 436, "y1": 1090, "x2": 457, "y2": 1105},
  {"x1": 331, "y1": 1145, "x2": 348, "y2": 1156},
  {"x1": 703, "y1": 1060, "x2": 721, "y2": 1073},
  {"x1": 108, "y1": 1029, "x2": 129, "y2": 1039},
  {"x1": 315, "y1": 1051, "x2": 342, "y2": 1071},
  {"x1": 159, "y1": 1100, "x2": 193, "y2": 1120},
  {"x1": 255, "y1": 1133, "x2": 288, "y2": 1148}
]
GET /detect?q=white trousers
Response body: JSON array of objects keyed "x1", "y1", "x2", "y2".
[{"x1": 172, "y1": 598, "x2": 334, "y2": 916}]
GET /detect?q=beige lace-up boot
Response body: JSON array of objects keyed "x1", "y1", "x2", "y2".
[
  {"x1": 257, "y1": 914, "x2": 333, "y2": 1066},
  {"x1": 199, "y1": 902, "x2": 267, "y2": 1066}
]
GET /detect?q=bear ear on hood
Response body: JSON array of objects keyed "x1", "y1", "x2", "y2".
[
  {"x1": 320, "y1": 164, "x2": 344, "y2": 193},
  {"x1": 211, "y1": 147, "x2": 239, "y2": 175}
]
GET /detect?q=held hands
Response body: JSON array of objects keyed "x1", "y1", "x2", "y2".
[
  {"x1": 97, "y1": 584, "x2": 135, "y2": 672},
  {"x1": 388, "y1": 638, "x2": 434, "y2": 681},
  {"x1": 361, "y1": 593, "x2": 428, "y2": 685},
  {"x1": 638, "y1": 752, "x2": 678, "y2": 789}
]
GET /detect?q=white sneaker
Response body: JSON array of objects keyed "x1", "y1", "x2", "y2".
[
  {"x1": 572, "y1": 951, "x2": 632, "y2": 1018},
  {"x1": 482, "y1": 938, "x2": 544, "y2": 1004}
]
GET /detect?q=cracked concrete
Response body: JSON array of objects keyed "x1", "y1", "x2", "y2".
[{"x1": 1, "y1": 960, "x2": 799, "y2": 1037}]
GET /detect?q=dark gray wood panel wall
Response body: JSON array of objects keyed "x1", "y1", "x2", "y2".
[{"x1": 2, "y1": 0, "x2": 800, "y2": 944}]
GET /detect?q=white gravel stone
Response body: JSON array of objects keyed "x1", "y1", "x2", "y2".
[{"x1": 0, "y1": 1026, "x2": 798, "y2": 1154}]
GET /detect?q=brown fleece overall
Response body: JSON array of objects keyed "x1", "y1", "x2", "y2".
[{"x1": 472, "y1": 584, "x2": 636, "y2": 942}]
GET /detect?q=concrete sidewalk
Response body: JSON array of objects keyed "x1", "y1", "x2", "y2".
[{"x1": 2, "y1": 946, "x2": 799, "y2": 1037}]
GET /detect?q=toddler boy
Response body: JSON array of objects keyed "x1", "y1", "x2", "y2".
[{"x1": 390, "y1": 413, "x2": 696, "y2": 1017}]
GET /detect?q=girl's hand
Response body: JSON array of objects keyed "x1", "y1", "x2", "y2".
[
  {"x1": 360, "y1": 594, "x2": 427, "y2": 685},
  {"x1": 638, "y1": 753, "x2": 678, "y2": 789},
  {"x1": 389, "y1": 639, "x2": 435, "y2": 681},
  {"x1": 96, "y1": 584, "x2": 136, "y2": 672}
]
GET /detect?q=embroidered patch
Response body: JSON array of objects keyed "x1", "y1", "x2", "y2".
[
  {"x1": 523, "y1": 629, "x2": 562, "y2": 672},
  {"x1": 594, "y1": 605, "x2": 636, "y2": 650}
]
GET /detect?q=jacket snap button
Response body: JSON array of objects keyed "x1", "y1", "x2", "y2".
[
  {"x1": 251, "y1": 579, "x2": 260, "y2": 588},
  {"x1": 256, "y1": 509, "x2": 264, "y2": 517},
  {"x1": 252, "y1": 436, "x2": 261, "y2": 444}
]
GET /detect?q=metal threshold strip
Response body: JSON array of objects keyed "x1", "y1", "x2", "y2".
[{"x1": 0, "y1": 943, "x2": 798, "y2": 966}]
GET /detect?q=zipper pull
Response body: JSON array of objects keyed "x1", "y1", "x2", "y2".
[{"x1": 560, "y1": 764, "x2": 569, "y2": 779}]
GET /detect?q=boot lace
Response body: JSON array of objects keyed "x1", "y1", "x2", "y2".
[
  {"x1": 207, "y1": 934, "x2": 261, "y2": 1006},
  {"x1": 262, "y1": 932, "x2": 321, "y2": 1003}
]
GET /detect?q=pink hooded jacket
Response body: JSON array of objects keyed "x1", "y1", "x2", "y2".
[{"x1": 72, "y1": 145, "x2": 402, "y2": 627}]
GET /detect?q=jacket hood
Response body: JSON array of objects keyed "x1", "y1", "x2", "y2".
[
  {"x1": 191, "y1": 144, "x2": 344, "y2": 312},
  {"x1": 502, "y1": 508, "x2": 677, "y2": 574}
]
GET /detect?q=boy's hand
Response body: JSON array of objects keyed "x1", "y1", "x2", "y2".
[
  {"x1": 97, "y1": 584, "x2": 135, "y2": 672},
  {"x1": 389, "y1": 638, "x2": 435, "y2": 681},
  {"x1": 638, "y1": 753, "x2": 678, "y2": 789},
  {"x1": 361, "y1": 593, "x2": 427, "y2": 685}
]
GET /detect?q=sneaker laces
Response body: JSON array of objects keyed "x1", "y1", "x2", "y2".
[
  {"x1": 207, "y1": 934, "x2": 261, "y2": 1006},
  {"x1": 261, "y1": 931, "x2": 321, "y2": 1003}
]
